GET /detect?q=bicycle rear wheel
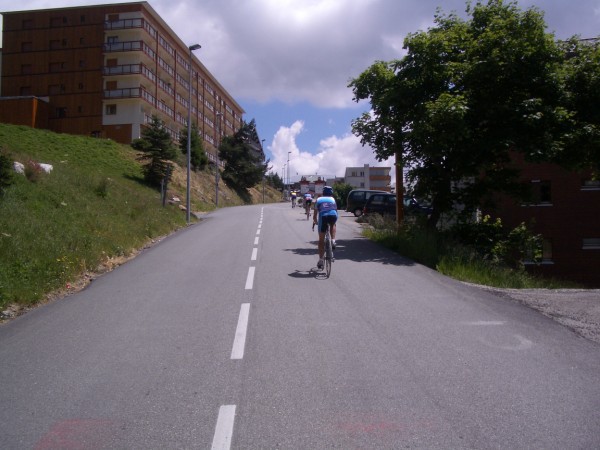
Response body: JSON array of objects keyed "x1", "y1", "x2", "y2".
[{"x1": 324, "y1": 227, "x2": 333, "y2": 277}]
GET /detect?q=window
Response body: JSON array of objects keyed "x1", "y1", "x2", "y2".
[
  {"x1": 105, "y1": 104, "x2": 117, "y2": 115},
  {"x1": 583, "y1": 238, "x2": 600, "y2": 250},
  {"x1": 22, "y1": 19, "x2": 34, "y2": 29},
  {"x1": 56, "y1": 107, "x2": 67, "y2": 118},
  {"x1": 50, "y1": 40, "x2": 61, "y2": 50},
  {"x1": 582, "y1": 179, "x2": 600, "y2": 191},
  {"x1": 20, "y1": 86, "x2": 32, "y2": 96},
  {"x1": 523, "y1": 180, "x2": 552, "y2": 205},
  {"x1": 49, "y1": 62, "x2": 65, "y2": 72},
  {"x1": 80, "y1": 37, "x2": 85, "y2": 45},
  {"x1": 79, "y1": 60, "x2": 86, "y2": 68},
  {"x1": 542, "y1": 239, "x2": 553, "y2": 261},
  {"x1": 48, "y1": 85, "x2": 61, "y2": 95},
  {"x1": 21, "y1": 42, "x2": 33, "y2": 52},
  {"x1": 50, "y1": 17, "x2": 64, "y2": 27},
  {"x1": 21, "y1": 64, "x2": 32, "y2": 75},
  {"x1": 80, "y1": 15, "x2": 86, "y2": 23}
]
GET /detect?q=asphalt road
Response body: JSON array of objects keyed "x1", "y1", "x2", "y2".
[{"x1": 1, "y1": 203, "x2": 599, "y2": 449}]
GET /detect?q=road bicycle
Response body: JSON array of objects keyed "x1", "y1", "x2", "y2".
[
  {"x1": 305, "y1": 202, "x2": 311, "y2": 220},
  {"x1": 313, "y1": 221, "x2": 334, "y2": 277}
]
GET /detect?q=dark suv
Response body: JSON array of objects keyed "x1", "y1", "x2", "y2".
[
  {"x1": 362, "y1": 193, "x2": 397, "y2": 217},
  {"x1": 363, "y1": 194, "x2": 432, "y2": 218}
]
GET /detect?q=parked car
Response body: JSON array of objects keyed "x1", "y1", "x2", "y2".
[
  {"x1": 346, "y1": 189, "x2": 388, "y2": 217},
  {"x1": 362, "y1": 193, "x2": 397, "y2": 217},
  {"x1": 363, "y1": 193, "x2": 433, "y2": 218}
]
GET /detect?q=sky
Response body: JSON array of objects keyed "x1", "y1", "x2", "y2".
[{"x1": 1, "y1": 0, "x2": 599, "y2": 185}]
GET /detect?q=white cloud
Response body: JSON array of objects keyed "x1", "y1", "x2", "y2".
[{"x1": 268, "y1": 121, "x2": 395, "y2": 184}]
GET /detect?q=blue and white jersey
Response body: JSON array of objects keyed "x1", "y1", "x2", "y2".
[
  {"x1": 304, "y1": 193, "x2": 313, "y2": 201},
  {"x1": 315, "y1": 196, "x2": 338, "y2": 217}
]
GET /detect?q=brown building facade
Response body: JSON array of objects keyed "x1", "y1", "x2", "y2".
[
  {"x1": 0, "y1": 2, "x2": 244, "y2": 160},
  {"x1": 487, "y1": 154, "x2": 600, "y2": 287}
]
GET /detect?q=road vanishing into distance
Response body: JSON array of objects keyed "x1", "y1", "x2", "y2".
[{"x1": 1, "y1": 203, "x2": 599, "y2": 449}]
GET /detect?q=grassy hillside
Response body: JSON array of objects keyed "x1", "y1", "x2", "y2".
[{"x1": 0, "y1": 123, "x2": 281, "y2": 313}]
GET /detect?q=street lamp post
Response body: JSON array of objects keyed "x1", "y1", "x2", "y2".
[
  {"x1": 261, "y1": 139, "x2": 266, "y2": 203},
  {"x1": 186, "y1": 43, "x2": 201, "y2": 224},
  {"x1": 287, "y1": 151, "x2": 291, "y2": 195},
  {"x1": 282, "y1": 164, "x2": 286, "y2": 199},
  {"x1": 215, "y1": 112, "x2": 222, "y2": 207}
]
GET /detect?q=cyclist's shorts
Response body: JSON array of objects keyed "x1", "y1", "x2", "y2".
[
  {"x1": 305, "y1": 199, "x2": 312, "y2": 207},
  {"x1": 318, "y1": 214, "x2": 337, "y2": 233}
]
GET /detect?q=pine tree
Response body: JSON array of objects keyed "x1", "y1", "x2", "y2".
[
  {"x1": 131, "y1": 115, "x2": 178, "y2": 188},
  {"x1": 179, "y1": 122, "x2": 208, "y2": 171}
]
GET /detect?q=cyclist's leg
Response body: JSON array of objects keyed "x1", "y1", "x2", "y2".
[
  {"x1": 317, "y1": 215, "x2": 325, "y2": 260},
  {"x1": 330, "y1": 216, "x2": 337, "y2": 248}
]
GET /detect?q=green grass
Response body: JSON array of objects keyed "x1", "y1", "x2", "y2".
[
  {"x1": 362, "y1": 215, "x2": 579, "y2": 289},
  {"x1": 0, "y1": 124, "x2": 189, "y2": 308}
]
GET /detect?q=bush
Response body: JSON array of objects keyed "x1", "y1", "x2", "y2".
[
  {"x1": 450, "y1": 215, "x2": 541, "y2": 269},
  {"x1": 24, "y1": 159, "x2": 43, "y2": 183}
]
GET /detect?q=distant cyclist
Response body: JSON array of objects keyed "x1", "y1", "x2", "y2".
[
  {"x1": 290, "y1": 191, "x2": 297, "y2": 208},
  {"x1": 303, "y1": 191, "x2": 313, "y2": 216},
  {"x1": 313, "y1": 186, "x2": 337, "y2": 269}
]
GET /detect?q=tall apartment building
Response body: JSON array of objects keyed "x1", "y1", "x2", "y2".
[
  {"x1": 344, "y1": 164, "x2": 391, "y2": 191},
  {"x1": 0, "y1": 2, "x2": 245, "y2": 160}
]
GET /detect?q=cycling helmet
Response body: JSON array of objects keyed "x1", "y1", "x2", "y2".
[{"x1": 323, "y1": 186, "x2": 333, "y2": 196}]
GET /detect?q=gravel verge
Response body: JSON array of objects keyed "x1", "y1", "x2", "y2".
[{"x1": 466, "y1": 284, "x2": 600, "y2": 344}]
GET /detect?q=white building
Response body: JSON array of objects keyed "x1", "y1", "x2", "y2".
[{"x1": 344, "y1": 164, "x2": 391, "y2": 191}]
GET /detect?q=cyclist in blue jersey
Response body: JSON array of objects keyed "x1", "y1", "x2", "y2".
[
  {"x1": 312, "y1": 186, "x2": 338, "y2": 269},
  {"x1": 303, "y1": 191, "x2": 313, "y2": 216}
]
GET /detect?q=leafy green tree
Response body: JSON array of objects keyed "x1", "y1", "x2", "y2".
[
  {"x1": 0, "y1": 150, "x2": 14, "y2": 196},
  {"x1": 179, "y1": 122, "x2": 208, "y2": 171},
  {"x1": 218, "y1": 121, "x2": 269, "y2": 194},
  {"x1": 349, "y1": 0, "x2": 565, "y2": 228},
  {"x1": 554, "y1": 37, "x2": 600, "y2": 174},
  {"x1": 332, "y1": 182, "x2": 353, "y2": 209},
  {"x1": 131, "y1": 115, "x2": 178, "y2": 188}
]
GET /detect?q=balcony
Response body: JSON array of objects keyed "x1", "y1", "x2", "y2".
[
  {"x1": 104, "y1": 40, "x2": 143, "y2": 52},
  {"x1": 103, "y1": 64, "x2": 142, "y2": 76},
  {"x1": 104, "y1": 87, "x2": 142, "y2": 99},
  {"x1": 104, "y1": 18, "x2": 143, "y2": 30}
]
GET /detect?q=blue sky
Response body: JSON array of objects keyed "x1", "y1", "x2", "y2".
[{"x1": 2, "y1": 0, "x2": 599, "y2": 185}]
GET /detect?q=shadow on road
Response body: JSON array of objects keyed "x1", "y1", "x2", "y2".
[
  {"x1": 284, "y1": 236, "x2": 416, "y2": 268},
  {"x1": 288, "y1": 268, "x2": 328, "y2": 280}
]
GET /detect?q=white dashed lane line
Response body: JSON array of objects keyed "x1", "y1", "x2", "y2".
[
  {"x1": 212, "y1": 209, "x2": 262, "y2": 448},
  {"x1": 245, "y1": 267, "x2": 255, "y2": 290},
  {"x1": 211, "y1": 405, "x2": 236, "y2": 450},
  {"x1": 231, "y1": 303, "x2": 250, "y2": 360}
]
